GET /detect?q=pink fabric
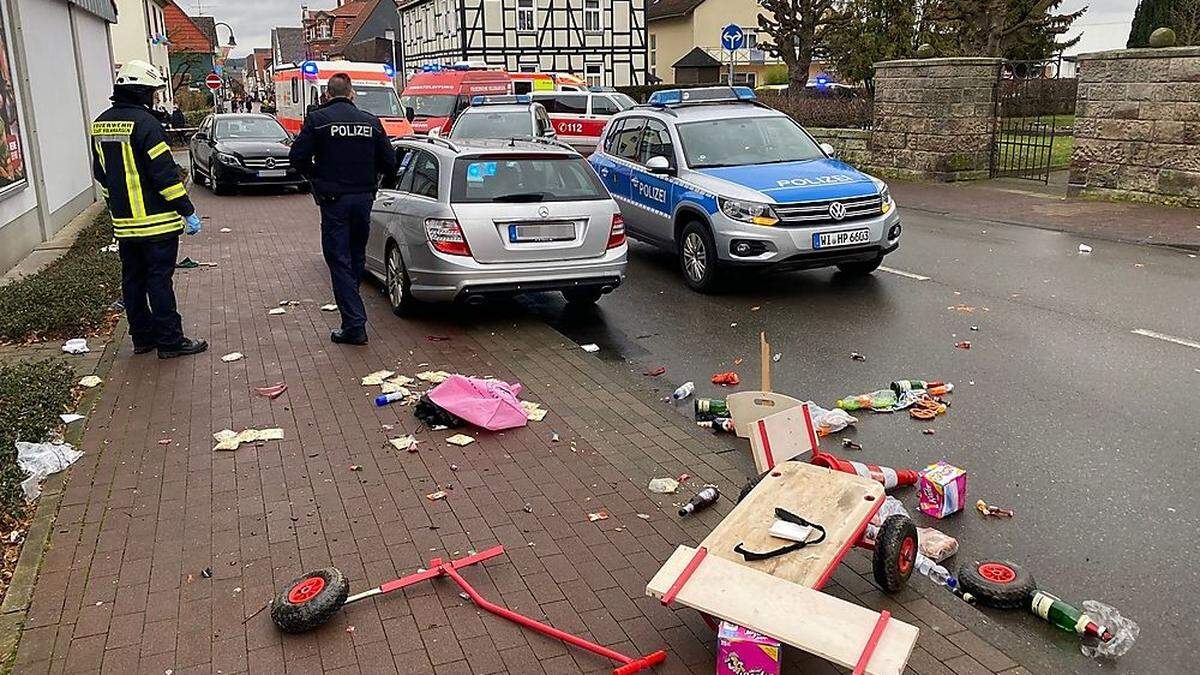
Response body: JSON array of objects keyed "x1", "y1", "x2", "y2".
[{"x1": 427, "y1": 375, "x2": 528, "y2": 431}]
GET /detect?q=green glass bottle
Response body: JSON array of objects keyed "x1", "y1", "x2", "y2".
[
  {"x1": 1030, "y1": 591, "x2": 1112, "y2": 641},
  {"x1": 694, "y1": 398, "x2": 728, "y2": 416}
]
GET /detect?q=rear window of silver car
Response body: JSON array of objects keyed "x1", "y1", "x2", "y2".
[
  {"x1": 451, "y1": 156, "x2": 609, "y2": 203},
  {"x1": 452, "y1": 110, "x2": 532, "y2": 139}
]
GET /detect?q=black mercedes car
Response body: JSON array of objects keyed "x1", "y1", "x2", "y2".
[{"x1": 188, "y1": 113, "x2": 306, "y2": 194}]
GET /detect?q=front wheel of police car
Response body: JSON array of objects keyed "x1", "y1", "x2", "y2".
[
  {"x1": 679, "y1": 221, "x2": 721, "y2": 292},
  {"x1": 385, "y1": 244, "x2": 420, "y2": 317}
]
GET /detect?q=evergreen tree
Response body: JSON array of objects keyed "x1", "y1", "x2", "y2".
[
  {"x1": 824, "y1": 0, "x2": 927, "y2": 92},
  {"x1": 1128, "y1": 0, "x2": 1175, "y2": 47},
  {"x1": 929, "y1": 0, "x2": 1085, "y2": 58}
]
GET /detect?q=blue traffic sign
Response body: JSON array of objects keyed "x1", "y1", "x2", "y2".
[{"x1": 721, "y1": 24, "x2": 745, "y2": 51}]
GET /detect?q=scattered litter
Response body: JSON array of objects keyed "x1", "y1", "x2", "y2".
[
  {"x1": 648, "y1": 477, "x2": 679, "y2": 494},
  {"x1": 267, "y1": 307, "x2": 286, "y2": 315},
  {"x1": 389, "y1": 375, "x2": 416, "y2": 386},
  {"x1": 446, "y1": 434, "x2": 475, "y2": 447},
  {"x1": 59, "y1": 414, "x2": 85, "y2": 424},
  {"x1": 100, "y1": 242, "x2": 118, "y2": 253},
  {"x1": 733, "y1": 358, "x2": 744, "y2": 366},
  {"x1": 975, "y1": 499, "x2": 1014, "y2": 518},
  {"x1": 375, "y1": 389, "x2": 411, "y2": 406},
  {"x1": 16, "y1": 441, "x2": 83, "y2": 500},
  {"x1": 643, "y1": 366, "x2": 667, "y2": 377},
  {"x1": 1078, "y1": 243, "x2": 1093, "y2": 254},
  {"x1": 201, "y1": 567, "x2": 213, "y2": 578},
  {"x1": 349, "y1": 465, "x2": 363, "y2": 472},
  {"x1": 361, "y1": 370, "x2": 396, "y2": 386},
  {"x1": 922, "y1": 428, "x2": 936, "y2": 435},
  {"x1": 587, "y1": 510, "x2": 609, "y2": 522},
  {"x1": 389, "y1": 436, "x2": 418, "y2": 452},
  {"x1": 711, "y1": 371, "x2": 740, "y2": 386},
  {"x1": 416, "y1": 370, "x2": 452, "y2": 383},
  {"x1": 916, "y1": 526, "x2": 959, "y2": 562},
  {"x1": 523, "y1": 503, "x2": 533, "y2": 513},
  {"x1": 772, "y1": 353, "x2": 781, "y2": 362},
  {"x1": 221, "y1": 352, "x2": 244, "y2": 363},
  {"x1": 429, "y1": 375, "x2": 528, "y2": 431},
  {"x1": 918, "y1": 461, "x2": 967, "y2": 518},
  {"x1": 254, "y1": 383, "x2": 287, "y2": 399},
  {"x1": 1133, "y1": 263, "x2": 1144, "y2": 268},
  {"x1": 319, "y1": 303, "x2": 338, "y2": 312},
  {"x1": 809, "y1": 403, "x2": 857, "y2": 436},
  {"x1": 670, "y1": 381, "x2": 695, "y2": 401},
  {"x1": 279, "y1": 300, "x2": 300, "y2": 307},
  {"x1": 450, "y1": 464, "x2": 458, "y2": 471},
  {"x1": 219, "y1": 227, "x2": 232, "y2": 233},
  {"x1": 970, "y1": 325, "x2": 979, "y2": 331},
  {"x1": 523, "y1": 402, "x2": 547, "y2": 422},
  {"x1": 1080, "y1": 600, "x2": 1139, "y2": 659},
  {"x1": 954, "y1": 340, "x2": 972, "y2": 349},
  {"x1": 212, "y1": 428, "x2": 284, "y2": 451},
  {"x1": 637, "y1": 513, "x2": 651, "y2": 520},
  {"x1": 61, "y1": 338, "x2": 89, "y2": 354},
  {"x1": 730, "y1": 322, "x2": 737, "y2": 328},
  {"x1": 849, "y1": 352, "x2": 866, "y2": 361},
  {"x1": 426, "y1": 490, "x2": 447, "y2": 501},
  {"x1": 751, "y1": 306, "x2": 760, "y2": 311},
  {"x1": 345, "y1": 626, "x2": 356, "y2": 634},
  {"x1": 678, "y1": 473, "x2": 690, "y2": 482},
  {"x1": 698, "y1": 418, "x2": 735, "y2": 433},
  {"x1": 426, "y1": 335, "x2": 451, "y2": 342},
  {"x1": 175, "y1": 257, "x2": 217, "y2": 269},
  {"x1": 78, "y1": 375, "x2": 102, "y2": 388},
  {"x1": 678, "y1": 486, "x2": 719, "y2": 516},
  {"x1": 157, "y1": 438, "x2": 172, "y2": 446},
  {"x1": 550, "y1": 432, "x2": 560, "y2": 443},
  {"x1": 841, "y1": 439, "x2": 863, "y2": 451},
  {"x1": 581, "y1": 343, "x2": 600, "y2": 353},
  {"x1": 948, "y1": 304, "x2": 975, "y2": 313}
]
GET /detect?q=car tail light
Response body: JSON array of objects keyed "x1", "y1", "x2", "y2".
[
  {"x1": 606, "y1": 213, "x2": 626, "y2": 249},
  {"x1": 426, "y1": 218, "x2": 471, "y2": 256}
]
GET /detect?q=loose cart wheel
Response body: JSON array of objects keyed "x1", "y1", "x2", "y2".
[
  {"x1": 270, "y1": 567, "x2": 350, "y2": 633},
  {"x1": 956, "y1": 560, "x2": 1036, "y2": 609},
  {"x1": 872, "y1": 515, "x2": 918, "y2": 593}
]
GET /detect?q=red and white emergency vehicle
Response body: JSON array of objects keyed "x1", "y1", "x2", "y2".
[
  {"x1": 399, "y1": 67, "x2": 511, "y2": 135},
  {"x1": 509, "y1": 71, "x2": 589, "y2": 95},
  {"x1": 531, "y1": 90, "x2": 638, "y2": 151},
  {"x1": 273, "y1": 60, "x2": 414, "y2": 138}
]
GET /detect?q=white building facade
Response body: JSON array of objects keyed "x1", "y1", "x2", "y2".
[
  {"x1": 399, "y1": 0, "x2": 649, "y2": 87},
  {"x1": 110, "y1": 0, "x2": 173, "y2": 109},
  {"x1": 0, "y1": 0, "x2": 117, "y2": 274}
]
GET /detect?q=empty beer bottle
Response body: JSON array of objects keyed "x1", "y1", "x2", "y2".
[
  {"x1": 694, "y1": 398, "x2": 728, "y2": 416},
  {"x1": 1030, "y1": 591, "x2": 1113, "y2": 641},
  {"x1": 697, "y1": 418, "x2": 735, "y2": 433},
  {"x1": 678, "y1": 486, "x2": 720, "y2": 516}
]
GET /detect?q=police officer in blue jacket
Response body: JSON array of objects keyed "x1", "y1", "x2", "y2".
[{"x1": 289, "y1": 73, "x2": 397, "y2": 345}]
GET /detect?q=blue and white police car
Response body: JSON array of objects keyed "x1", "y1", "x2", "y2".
[{"x1": 589, "y1": 87, "x2": 900, "y2": 291}]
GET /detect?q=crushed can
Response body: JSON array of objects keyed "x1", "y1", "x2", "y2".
[{"x1": 918, "y1": 461, "x2": 968, "y2": 519}]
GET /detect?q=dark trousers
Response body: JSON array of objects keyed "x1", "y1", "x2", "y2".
[
  {"x1": 319, "y1": 193, "x2": 373, "y2": 333},
  {"x1": 118, "y1": 237, "x2": 184, "y2": 348}
]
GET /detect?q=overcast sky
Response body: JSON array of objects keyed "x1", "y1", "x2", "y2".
[{"x1": 198, "y1": 0, "x2": 1136, "y2": 60}]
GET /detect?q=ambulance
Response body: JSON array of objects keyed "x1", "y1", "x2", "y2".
[
  {"x1": 399, "y1": 66, "x2": 512, "y2": 135},
  {"x1": 273, "y1": 60, "x2": 414, "y2": 138},
  {"x1": 509, "y1": 71, "x2": 589, "y2": 95}
]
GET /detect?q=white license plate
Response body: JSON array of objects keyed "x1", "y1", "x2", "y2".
[
  {"x1": 258, "y1": 169, "x2": 287, "y2": 178},
  {"x1": 509, "y1": 223, "x2": 575, "y2": 243},
  {"x1": 813, "y1": 228, "x2": 871, "y2": 249}
]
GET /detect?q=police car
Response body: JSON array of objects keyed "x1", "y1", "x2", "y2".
[
  {"x1": 446, "y1": 95, "x2": 557, "y2": 142},
  {"x1": 589, "y1": 87, "x2": 900, "y2": 291}
]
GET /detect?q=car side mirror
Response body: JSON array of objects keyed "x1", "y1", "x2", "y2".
[
  {"x1": 543, "y1": 127, "x2": 556, "y2": 138},
  {"x1": 646, "y1": 155, "x2": 674, "y2": 175},
  {"x1": 193, "y1": 131, "x2": 207, "y2": 141},
  {"x1": 819, "y1": 142, "x2": 837, "y2": 158},
  {"x1": 405, "y1": 106, "x2": 415, "y2": 122},
  {"x1": 428, "y1": 127, "x2": 442, "y2": 138}
]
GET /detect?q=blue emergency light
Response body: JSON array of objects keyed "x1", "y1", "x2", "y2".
[
  {"x1": 470, "y1": 94, "x2": 532, "y2": 106},
  {"x1": 383, "y1": 64, "x2": 395, "y2": 78},
  {"x1": 646, "y1": 86, "x2": 757, "y2": 107},
  {"x1": 301, "y1": 61, "x2": 319, "y2": 76},
  {"x1": 420, "y1": 64, "x2": 443, "y2": 72}
]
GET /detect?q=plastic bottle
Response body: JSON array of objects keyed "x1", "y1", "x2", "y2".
[
  {"x1": 694, "y1": 398, "x2": 728, "y2": 415},
  {"x1": 671, "y1": 381, "x2": 695, "y2": 401},
  {"x1": 375, "y1": 391, "x2": 407, "y2": 407},
  {"x1": 836, "y1": 389, "x2": 897, "y2": 411},
  {"x1": 697, "y1": 418, "x2": 735, "y2": 433},
  {"x1": 678, "y1": 486, "x2": 719, "y2": 516},
  {"x1": 914, "y1": 554, "x2": 957, "y2": 589}
]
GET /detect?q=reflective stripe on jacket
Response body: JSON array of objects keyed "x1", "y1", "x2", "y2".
[{"x1": 91, "y1": 103, "x2": 195, "y2": 239}]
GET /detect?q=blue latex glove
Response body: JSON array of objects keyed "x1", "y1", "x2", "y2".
[{"x1": 185, "y1": 213, "x2": 202, "y2": 235}]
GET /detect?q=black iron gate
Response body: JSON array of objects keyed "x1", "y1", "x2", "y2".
[{"x1": 991, "y1": 59, "x2": 1064, "y2": 182}]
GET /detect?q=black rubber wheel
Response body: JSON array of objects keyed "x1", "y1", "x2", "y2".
[
  {"x1": 385, "y1": 243, "x2": 420, "y2": 317},
  {"x1": 872, "y1": 515, "x2": 918, "y2": 593},
  {"x1": 210, "y1": 170, "x2": 228, "y2": 195},
  {"x1": 737, "y1": 470, "x2": 771, "y2": 504},
  {"x1": 678, "y1": 221, "x2": 721, "y2": 293},
  {"x1": 189, "y1": 155, "x2": 205, "y2": 187},
  {"x1": 270, "y1": 567, "x2": 350, "y2": 634},
  {"x1": 836, "y1": 256, "x2": 883, "y2": 277},
  {"x1": 562, "y1": 287, "x2": 603, "y2": 305},
  {"x1": 956, "y1": 560, "x2": 1036, "y2": 609}
]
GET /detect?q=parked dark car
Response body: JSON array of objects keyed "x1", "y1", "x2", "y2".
[{"x1": 188, "y1": 113, "x2": 306, "y2": 194}]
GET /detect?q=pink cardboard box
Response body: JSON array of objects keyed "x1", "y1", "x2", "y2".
[
  {"x1": 919, "y1": 461, "x2": 967, "y2": 519},
  {"x1": 717, "y1": 621, "x2": 781, "y2": 675}
]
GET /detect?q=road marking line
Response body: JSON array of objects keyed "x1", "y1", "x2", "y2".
[
  {"x1": 878, "y1": 266, "x2": 931, "y2": 281},
  {"x1": 1131, "y1": 329, "x2": 1200, "y2": 350}
]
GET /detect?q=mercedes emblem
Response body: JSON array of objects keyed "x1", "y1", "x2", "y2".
[
  {"x1": 828, "y1": 201, "x2": 847, "y2": 221},
  {"x1": 538, "y1": 206, "x2": 550, "y2": 219},
  {"x1": 265, "y1": 157, "x2": 276, "y2": 169}
]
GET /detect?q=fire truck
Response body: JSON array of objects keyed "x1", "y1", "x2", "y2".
[{"x1": 273, "y1": 60, "x2": 414, "y2": 138}]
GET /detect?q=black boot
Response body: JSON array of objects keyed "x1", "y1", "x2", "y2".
[
  {"x1": 330, "y1": 329, "x2": 367, "y2": 345},
  {"x1": 158, "y1": 337, "x2": 208, "y2": 359},
  {"x1": 133, "y1": 344, "x2": 156, "y2": 355}
]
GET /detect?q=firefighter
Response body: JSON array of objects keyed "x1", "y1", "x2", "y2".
[
  {"x1": 91, "y1": 60, "x2": 207, "y2": 359},
  {"x1": 289, "y1": 73, "x2": 397, "y2": 345}
]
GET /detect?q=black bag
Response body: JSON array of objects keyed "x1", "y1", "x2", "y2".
[{"x1": 414, "y1": 394, "x2": 463, "y2": 429}]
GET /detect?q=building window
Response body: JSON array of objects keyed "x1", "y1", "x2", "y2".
[
  {"x1": 585, "y1": 63, "x2": 603, "y2": 88},
  {"x1": 584, "y1": 0, "x2": 601, "y2": 32},
  {"x1": 649, "y1": 34, "x2": 656, "y2": 72},
  {"x1": 517, "y1": 0, "x2": 536, "y2": 33},
  {"x1": 746, "y1": 33, "x2": 757, "y2": 49}
]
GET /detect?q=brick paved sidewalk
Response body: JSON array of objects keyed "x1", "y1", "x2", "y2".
[{"x1": 6, "y1": 188, "x2": 1054, "y2": 675}]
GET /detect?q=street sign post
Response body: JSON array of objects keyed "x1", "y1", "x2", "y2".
[
  {"x1": 206, "y1": 72, "x2": 222, "y2": 114},
  {"x1": 720, "y1": 24, "x2": 744, "y2": 87}
]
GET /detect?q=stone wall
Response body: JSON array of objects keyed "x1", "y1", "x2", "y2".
[
  {"x1": 870, "y1": 57, "x2": 1001, "y2": 181},
  {"x1": 808, "y1": 128, "x2": 873, "y2": 168},
  {"x1": 1069, "y1": 47, "x2": 1200, "y2": 207}
]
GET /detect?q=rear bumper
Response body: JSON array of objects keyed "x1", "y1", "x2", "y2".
[{"x1": 407, "y1": 247, "x2": 628, "y2": 302}]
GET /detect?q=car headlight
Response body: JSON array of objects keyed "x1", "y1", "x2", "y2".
[
  {"x1": 874, "y1": 180, "x2": 893, "y2": 214},
  {"x1": 719, "y1": 197, "x2": 779, "y2": 226},
  {"x1": 215, "y1": 152, "x2": 242, "y2": 166}
]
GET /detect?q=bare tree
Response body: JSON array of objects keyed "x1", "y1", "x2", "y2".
[
  {"x1": 757, "y1": 0, "x2": 838, "y2": 90},
  {"x1": 929, "y1": 0, "x2": 1085, "y2": 58}
]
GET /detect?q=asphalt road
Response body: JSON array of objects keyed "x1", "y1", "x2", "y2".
[{"x1": 522, "y1": 206, "x2": 1200, "y2": 674}]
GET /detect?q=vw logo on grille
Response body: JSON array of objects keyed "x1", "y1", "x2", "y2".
[
  {"x1": 538, "y1": 206, "x2": 550, "y2": 219},
  {"x1": 265, "y1": 157, "x2": 276, "y2": 169},
  {"x1": 828, "y1": 201, "x2": 847, "y2": 221}
]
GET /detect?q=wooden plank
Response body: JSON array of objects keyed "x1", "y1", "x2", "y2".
[
  {"x1": 699, "y1": 461, "x2": 883, "y2": 588},
  {"x1": 748, "y1": 403, "x2": 818, "y2": 474},
  {"x1": 726, "y1": 391, "x2": 803, "y2": 439},
  {"x1": 647, "y1": 545, "x2": 918, "y2": 675},
  {"x1": 760, "y1": 331, "x2": 771, "y2": 392}
]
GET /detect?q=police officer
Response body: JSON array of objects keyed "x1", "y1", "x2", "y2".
[
  {"x1": 91, "y1": 60, "x2": 207, "y2": 359},
  {"x1": 289, "y1": 73, "x2": 397, "y2": 345}
]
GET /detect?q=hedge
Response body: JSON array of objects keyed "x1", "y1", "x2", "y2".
[
  {"x1": 0, "y1": 212, "x2": 121, "y2": 342},
  {"x1": 0, "y1": 359, "x2": 77, "y2": 517},
  {"x1": 615, "y1": 85, "x2": 874, "y2": 129}
]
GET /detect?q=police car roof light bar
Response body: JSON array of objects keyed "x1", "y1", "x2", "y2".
[
  {"x1": 646, "y1": 86, "x2": 758, "y2": 108},
  {"x1": 470, "y1": 94, "x2": 532, "y2": 106}
]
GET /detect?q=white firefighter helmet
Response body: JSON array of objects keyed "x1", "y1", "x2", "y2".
[{"x1": 115, "y1": 60, "x2": 167, "y2": 89}]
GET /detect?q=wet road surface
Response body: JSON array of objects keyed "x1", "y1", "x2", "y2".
[{"x1": 522, "y1": 206, "x2": 1200, "y2": 674}]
